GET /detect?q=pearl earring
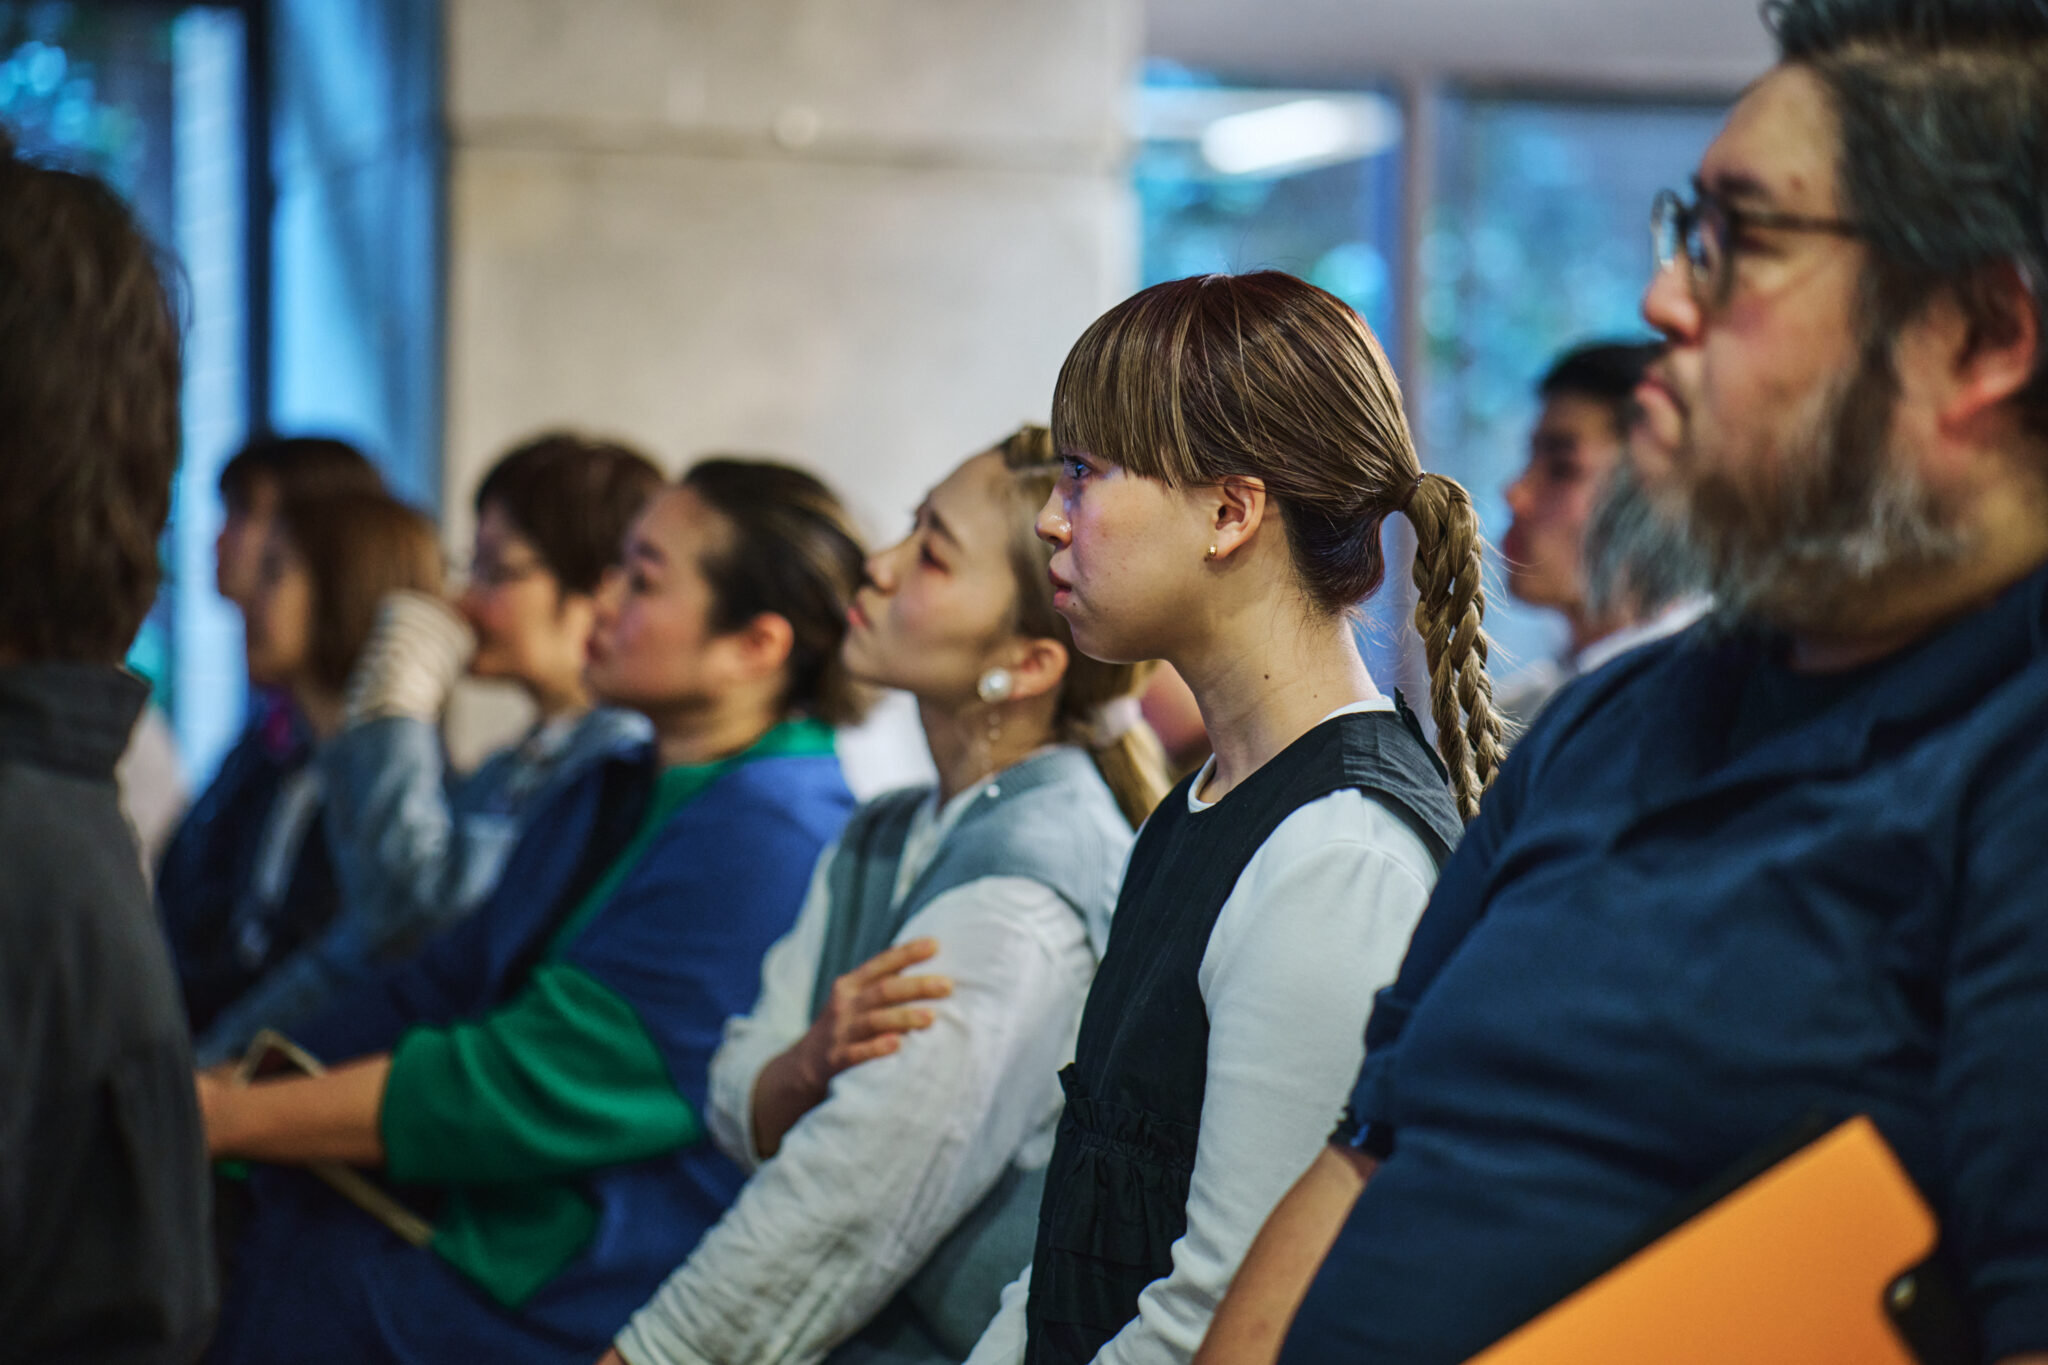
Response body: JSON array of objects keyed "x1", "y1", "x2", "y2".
[{"x1": 977, "y1": 668, "x2": 1014, "y2": 704}]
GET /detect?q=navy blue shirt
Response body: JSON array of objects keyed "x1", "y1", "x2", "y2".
[{"x1": 1284, "y1": 561, "x2": 2048, "y2": 1365}]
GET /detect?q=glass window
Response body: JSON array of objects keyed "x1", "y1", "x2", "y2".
[
  {"x1": 1135, "y1": 63, "x2": 1406, "y2": 366},
  {"x1": 3, "y1": 1, "x2": 249, "y2": 781},
  {"x1": 1418, "y1": 94, "x2": 1724, "y2": 674}
]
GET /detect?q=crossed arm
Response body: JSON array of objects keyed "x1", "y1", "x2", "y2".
[{"x1": 195, "y1": 1055, "x2": 392, "y2": 1168}]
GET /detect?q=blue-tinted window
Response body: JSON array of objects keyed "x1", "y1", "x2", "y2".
[
  {"x1": 1419, "y1": 95, "x2": 1724, "y2": 672},
  {"x1": 3, "y1": 2, "x2": 249, "y2": 781},
  {"x1": 1136, "y1": 65, "x2": 1406, "y2": 368}
]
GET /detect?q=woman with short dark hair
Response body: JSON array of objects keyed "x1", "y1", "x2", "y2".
[
  {"x1": 198, "y1": 458, "x2": 866, "y2": 1365},
  {"x1": 0, "y1": 124, "x2": 213, "y2": 1365}
]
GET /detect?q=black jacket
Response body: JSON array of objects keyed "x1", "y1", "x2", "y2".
[{"x1": 0, "y1": 664, "x2": 216, "y2": 1363}]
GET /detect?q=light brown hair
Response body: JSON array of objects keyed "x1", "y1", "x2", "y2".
[
  {"x1": 277, "y1": 491, "x2": 445, "y2": 694},
  {"x1": 1051, "y1": 271, "x2": 1503, "y2": 819},
  {"x1": 992, "y1": 426, "x2": 1174, "y2": 827}
]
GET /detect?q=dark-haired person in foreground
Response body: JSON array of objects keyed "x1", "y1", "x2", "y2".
[
  {"x1": 1494, "y1": 341, "x2": 1709, "y2": 728},
  {"x1": 0, "y1": 131, "x2": 215, "y2": 1359},
  {"x1": 198, "y1": 460, "x2": 863, "y2": 1365},
  {"x1": 195, "y1": 433, "x2": 664, "y2": 1062},
  {"x1": 1201, "y1": 3, "x2": 2048, "y2": 1362}
]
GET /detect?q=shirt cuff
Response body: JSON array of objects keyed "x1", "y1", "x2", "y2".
[
  {"x1": 1330, "y1": 1106, "x2": 1396, "y2": 1160},
  {"x1": 615, "y1": 1308, "x2": 718, "y2": 1365}
]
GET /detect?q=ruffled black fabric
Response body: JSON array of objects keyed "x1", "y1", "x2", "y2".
[
  {"x1": 1021, "y1": 705, "x2": 1461, "y2": 1365},
  {"x1": 1031, "y1": 1067, "x2": 1200, "y2": 1356}
]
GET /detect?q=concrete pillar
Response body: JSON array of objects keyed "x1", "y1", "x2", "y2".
[{"x1": 438, "y1": 0, "x2": 1141, "y2": 775}]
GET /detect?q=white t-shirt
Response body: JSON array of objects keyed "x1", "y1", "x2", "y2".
[
  {"x1": 965, "y1": 699, "x2": 1441, "y2": 1365},
  {"x1": 616, "y1": 775, "x2": 1097, "y2": 1365}
]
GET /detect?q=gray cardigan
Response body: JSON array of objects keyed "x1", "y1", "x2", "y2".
[{"x1": 820, "y1": 746, "x2": 1132, "y2": 1365}]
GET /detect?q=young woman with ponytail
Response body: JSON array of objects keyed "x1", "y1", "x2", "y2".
[
  {"x1": 601, "y1": 427, "x2": 1171, "y2": 1365},
  {"x1": 960, "y1": 272, "x2": 1502, "y2": 1365}
]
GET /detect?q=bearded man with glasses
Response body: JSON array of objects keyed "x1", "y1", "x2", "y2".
[{"x1": 1194, "y1": 3, "x2": 2048, "y2": 1363}]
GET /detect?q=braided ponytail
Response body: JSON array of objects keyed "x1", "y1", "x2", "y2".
[
  {"x1": 1052, "y1": 271, "x2": 1504, "y2": 819},
  {"x1": 1405, "y1": 473, "x2": 1505, "y2": 820}
]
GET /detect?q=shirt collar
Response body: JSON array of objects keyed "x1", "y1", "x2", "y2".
[
  {"x1": 1573, "y1": 595, "x2": 1713, "y2": 676},
  {"x1": 1651, "y1": 557, "x2": 2048, "y2": 795},
  {"x1": 0, "y1": 664, "x2": 150, "y2": 779},
  {"x1": 649, "y1": 715, "x2": 837, "y2": 813}
]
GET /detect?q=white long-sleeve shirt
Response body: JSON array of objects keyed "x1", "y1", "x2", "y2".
[
  {"x1": 964, "y1": 699, "x2": 1439, "y2": 1365},
  {"x1": 616, "y1": 779, "x2": 1098, "y2": 1365}
]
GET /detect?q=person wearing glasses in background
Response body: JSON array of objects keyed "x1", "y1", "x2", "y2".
[
  {"x1": 1197, "y1": 1, "x2": 2048, "y2": 1362},
  {"x1": 1493, "y1": 341, "x2": 1710, "y2": 730},
  {"x1": 194, "y1": 434, "x2": 663, "y2": 1064}
]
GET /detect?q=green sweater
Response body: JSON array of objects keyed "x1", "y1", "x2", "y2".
[{"x1": 375, "y1": 720, "x2": 835, "y2": 1305}]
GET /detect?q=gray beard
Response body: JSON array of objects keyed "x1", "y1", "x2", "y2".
[{"x1": 1662, "y1": 333, "x2": 1968, "y2": 632}]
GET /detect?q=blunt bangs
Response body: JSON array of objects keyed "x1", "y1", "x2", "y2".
[{"x1": 1051, "y1": 278, "x2": 1217, "y2": 486}]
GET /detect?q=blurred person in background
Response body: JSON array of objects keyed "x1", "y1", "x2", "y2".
[
  {"x1": 171, "y1": 489, "x2": 444, "y2": 1037},
  {"x1": 195, "y1": 432, "x2": 664, "y2": 1063},
  {"x1": 607, "y1": 426, "x2": 1170, "y2": 1365},
  {"x1": 198, "y1": 460, "x2": 865, "y2": 1365},
  {"x1": 1494, "y1": 341, "x2": 1709, "y2": 727},
  {"x1": 0, "y1": 127, "x2": 215, "y2": 1361},
  {"x1": 155, "y1": 435, "x2": 384, "y2": 1010},
  {"x1": 1203, "y1": 2, "x2": 2048, "y2": 1361}
]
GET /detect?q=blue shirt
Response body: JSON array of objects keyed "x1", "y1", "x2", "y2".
[
  {"x1": 208, "y1": 734, "x2": 855, "y2": 1365},
  {"x1": 1284, "y1": 561, "x2": 2048, "y2": 1365},
  {"x1": 193, "y1": 706, "x2": 650, "y2": 1064}
]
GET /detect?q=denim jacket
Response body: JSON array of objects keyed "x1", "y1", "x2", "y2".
[{"x1": 195, "y1": 706, "x2": 648, "y2": 1063}]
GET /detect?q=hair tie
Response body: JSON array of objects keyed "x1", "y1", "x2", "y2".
[
  {"x1": 1085, "y1": 695, "x2": 1146, "y2": 748},
  {"x1": 1396, "y1": 472, "x2": 1428, "y2": 514}
]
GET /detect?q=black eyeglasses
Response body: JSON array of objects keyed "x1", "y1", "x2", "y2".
[
  {"x1": 461, "y1": 556, "x2": 548, "y2": 589},
  {"x1": 1651, "y1": 186, "x2": 1862, "y2": 306}
]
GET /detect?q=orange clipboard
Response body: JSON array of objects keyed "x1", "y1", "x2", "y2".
[{"x1": 1467, "y1": 1115, "x2": 1940, "y2": 1365}]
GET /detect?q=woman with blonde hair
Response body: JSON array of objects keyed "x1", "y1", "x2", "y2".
[
  {"x1": 604, "y1": 426, "x2": 1170, "y2": 1365},
  {"x1": 965, "y1": 272, "x2": 1502, "y2": 1365}
]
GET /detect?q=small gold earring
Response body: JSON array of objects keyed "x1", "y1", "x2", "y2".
[{"x1": 1205, "y1": 545, "x2": 1217, "y2": 562}]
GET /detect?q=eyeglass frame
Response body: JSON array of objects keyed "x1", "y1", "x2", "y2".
[
  {"x1": 1651, "y1": 183, "x2": 1864, "y2": 308},
  {"x1": 456, "y1": 555, "x2": 551, "y2": 590}
]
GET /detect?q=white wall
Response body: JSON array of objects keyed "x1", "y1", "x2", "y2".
[{"x1": 438, "y1": 0, "x2": 1142, "y2": 780}]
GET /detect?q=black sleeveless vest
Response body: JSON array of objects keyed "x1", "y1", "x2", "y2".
[{"x1": 1021, "y1": 700, "x2": 1464, "y2": 1364}]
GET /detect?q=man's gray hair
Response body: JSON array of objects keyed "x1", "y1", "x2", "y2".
[{"x1": 1582, "y1": 456, "x2": 1708, "y2": 624}]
